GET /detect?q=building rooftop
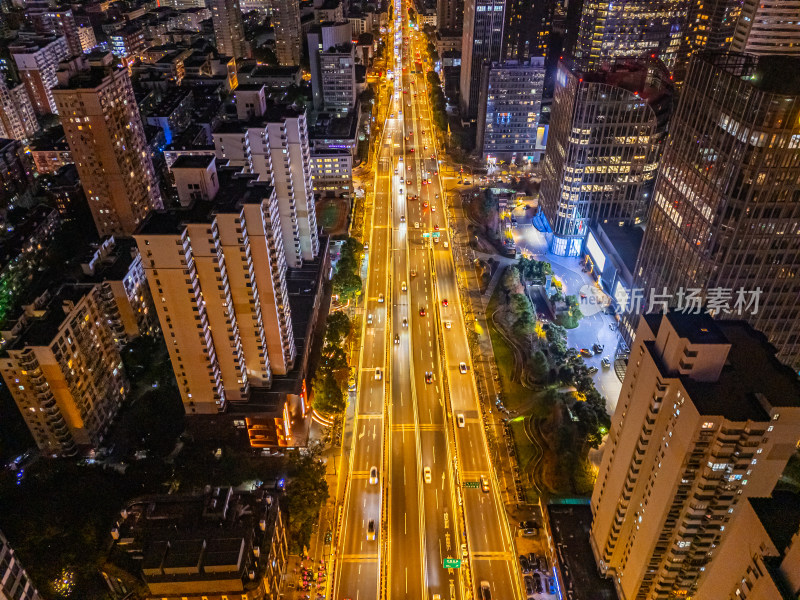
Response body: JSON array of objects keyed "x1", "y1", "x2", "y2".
[
  {"x1": 571, "y1": 58, "x2": 674, "y2": 104},
  {"x1": 645, "y1": 312, "x2": 800, "y2": 421},
  {"x1": 596, "y1": 224, "x2": 643, "y2": 275},
  {"x1": 139, "y1": 173, "x2": 274, "y2": 236},
  {"x1": 171, "y1": 154, "x2": 215, "y2": 169},
  {"x1": 750, "y1": 491, "x2": 800, "y2": 557},
  {"x1": 6, "y1": 284, "x2": 93, "y2": 350}
]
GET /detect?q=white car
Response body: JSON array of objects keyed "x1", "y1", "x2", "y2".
[
  {"x1": 375, "y1": 368, "x2": 382, "y2": 380},
  {"x1": 444, "y1": 241, "x2": 449, "y2": 248},
  {"x1": 459, "y1": 362, "x2": 468, "y2": 374},
  {"x1": 378, "y1": 293, "x2": 385, "y2": 303},
  {"x1": 401, "y1": 281, "x2": 407, "y2": 291},
  {"x1": 444, "y1": 321, "x2": 451, "y2": 329},
  {"x1": 415, "y1": 222, "x2": 420, "y2": 229},
  {"x1": 457, "y1": 413, "x2": 465, "y2": 428},
  {"x1": 369, "y1": 466, "x2": 378, "y2": 485},
  {"x1": 423, "y1": 466, "x2": 432, "y2": 484}
]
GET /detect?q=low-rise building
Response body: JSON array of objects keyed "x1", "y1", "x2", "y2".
[
  {"x1": 311, "y1": 148, "x2": 352, "y2": 198},
  {"x1": 112, "y1": 487, "x2": 287, "y2": 600},
  {"x1": 28, "y1": 130, "x2": 72, "y2": 175}
]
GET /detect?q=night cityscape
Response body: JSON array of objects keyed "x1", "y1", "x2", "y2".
[{"x1": 0, "y1": 0, "x2": 799, "y2": 596}]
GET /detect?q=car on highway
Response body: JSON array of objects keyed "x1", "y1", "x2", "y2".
[
  {"x1": 444, "y1": 320, "x2": 451, "y2": 329},
  {"x1": 369, "y1": 466, "x2": 378, "y2": 484},
  {"x1": 431, "y1": 205, "x2": 436, "y2": 211},
  {"x1": 367, "y1": 314, "x2": 373, "y2": 325},
  {"x1": 457, "y1": 413, "x2": 465, "y2": 428},
  {"x1": 402, "y1": 318, "x2": 408, "y2": 328},
  {"x1": 399, "y1": 188, "x2": 404, "y2": 194},
  {"x1": 401, "y1": 281, "x2": 407, "y2": 291},
  {"x1": 425, "y1": 371, "x2": 433, "y2": 384},
  {"x1": 367, "y1": 519, "x2": 376, "y2": 540},
  {"x1": 419, "y1": 306, "x2": 426, "y2": 316},
  {"x1": 423, "y1": 201, "x2": 429, "y2": 208},
  {"x1": 423, "y1": 466, "x2": 432, "y2": 483},
  {"x1": 480, "y1": 581, "x2": 491, "y2": 600},
  {"x1": 375, "y1": 368, "x2": 382, "y2": 380},
  {"x1": 348, "y1": 376, "x2": 356, "y2": 391},
  {"x1": 459, "y1": 362, "x2": 468, "y2": 374},
  {"x1": 394, "y1": 334, "x2": 400, "y2": 345},
  {"x1": 400, "y1": 215, "x2": 405, "y2": 222},
  {"x1": 378, "y1": 293, "x2": 384, "y2": 303},
  {"x1": 580, "y1": 348, "x2": 592, "y2": 357},
  {"x1": 480, "y1": 475, "x2": 490, "y2": 492},
  {"x1": 601, "y1": 356, "x2": 611, "y2": 368},
  {"x1": 415, "y1": 222, "x2": 420, "y2": 229},
  {"x1": 411, "y1": 268, "x2": 417, "y2": 276},
  {"x1": 443, "y1": 241, "x2": 449, "y2": 248},
  {"x1": 442, "y1": 298, "x2": 448, "y2": 306}
]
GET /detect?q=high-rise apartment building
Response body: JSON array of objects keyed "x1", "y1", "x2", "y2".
[
  {"x1": 459, "y1": 0, "x2": 506, "y2": 118},
  {"x1": 591, "y1": 312, "x2": 800, "y2": 600},
  {"x1": 11, "y1": 35, "x2": 70, "y2": 114},
  {"x1": 502, "y1": 0, "x2": 553, "y2": 61},
  {"x1": 211, "y1": 0, "x2": 250, "y2": 58},
  {"x1": 629, "y1": 52, "x2": 800, "y2": 370},
  {"x1": 0, "y1": 528, "x2": 41, "y2": 600},
  {"x1": 540, "y1": 59, "x2": 673, "y2": 256},
  {"x1": 272, "y1": 0, "x2": 301, "y2": 65},
  {"x1": 437, "y1": 0, "x2": 463, "y2": 30},
  {"x1": 477, "y1": 58, "x2": 546, "y2": 165},
  {"x1": 574, "y1": 0, "x2": 689, "y2": 72},
  {"x1": 0, "y1": 76, "x2": 38, "y2": 140},
  {"x1": 693, "y1": 491, "x2": 800, "y2": 600},
  {"x1": 731, "y1": 0, "x2": 800, "y2": 56},
  {"x1": 52, "y1": 52, "x2": 162, "y2": 237},
  {"x1": 135, "y1": 175, "x2": 297, "y2": 414},
  {"x1": 0, "y1": 285, "x2": 131, "y2": 456},
  {"x1": 214, "y1": 109, "x2": 320, "y2": 269},
  {"x1": 308, "y1": 21, "x2": 356, "y2": 112},
  {"x1": 45, "y1": 7, "x2": 83, "y2": 56}
]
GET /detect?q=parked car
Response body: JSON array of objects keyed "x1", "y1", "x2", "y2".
[
  {"x1": 601, "y1": 356, "x2": 611, "y2": 368},
  {"x1": 524, "y1": 575, "x2": 535, "y2": 597},
  {"x1": 532, "y1": 572, "x2": 543, "y2": 593},
  {"x1": 588, "y1": 366, "x2": 598, "y2": 374},
  {"x1": 519, "y1": 555, "x2": 532, "y2": 573},
  {"x1": 580, "y1": 348, "x2": 592, "y2": 357},
  {"x1": 593, "y1": 343, "x2": 604, "y2": 354}
]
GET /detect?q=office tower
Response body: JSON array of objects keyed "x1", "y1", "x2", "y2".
[
  {"x1": 629, "y1": 52, "x2": 800, "y2": 370},
  {"x1": 135, "y1": 176, "x2": 297, "y2": 413},
  {"x1": 0, "y1": 285, "x2": 131, "y2": 456},
  {"x1": 574, "y1": 0, "x2": 689, "y2": 72},
  {"x1": 52, "y1": 53, "x2": 162, "y2": 237},
  {"x1": 540, "y1": 59, "x2": 673, "y2": 256},
  {"x1": 11, "y1": 35, "x2": 69, "y2": 114},
  {"x1": 211, "y1": 0, "x2": 250, "y2": 58},
  {"x1": 477, "y1": 58, "x2": 546, "y2": 165},
  {"x1": 674, "y1": 0, "x2": 741, "y2": 84},
  {"x1": 0, "y1": 529, "x2": 41, "y2": 600},
  {"x1": 460, "y1": 0, "x2": 506, "y2": 118},
  {"x1": 591, "y1": 312, "x2": 800, "y2": 600},
  {"x1": 693, "y1": 491, "x2": 800, "y2": 600},
  {"x1": 732, "y1": 0, "x2": 800, "y2": 56},
  {"x1": 502, "y1": 0, "x2": 553, "y2": 61},
  {"x1": 437, "y1": 0, "x2": 463, "y2": 30},
  {"x1": 0, "y1": 76, "x2": 38, "y2": 140},
  {"x1": 45, "y1": 7, "x2": 83, "y2": 56},
  {"x1": 214, "y1": 108, "x2": 320, "y2": 268},
  {"x1": 272, "y1": 0, "x2": 301, "y2": 65},
  {"x1": 308, "y1": 21, "x2": 355, "y2": 113}
]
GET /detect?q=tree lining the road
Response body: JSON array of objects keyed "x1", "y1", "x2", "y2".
[
  {"x1": 492, "y1": 262, "x2": 610, "y2": 495},
  {"x1": 331, "y1": 237, "x2": 364, "y2": 301},
  {"x1": 284, "y1": 446, "x2": 330, "y2": 553},
  {"x1": 311, "y1": 311, "x2": 354, "y2": 415}
]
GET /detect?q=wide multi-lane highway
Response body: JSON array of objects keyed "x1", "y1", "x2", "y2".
[{"x1": 333, "y1": 3, "x2": 521, "y2": 599}]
